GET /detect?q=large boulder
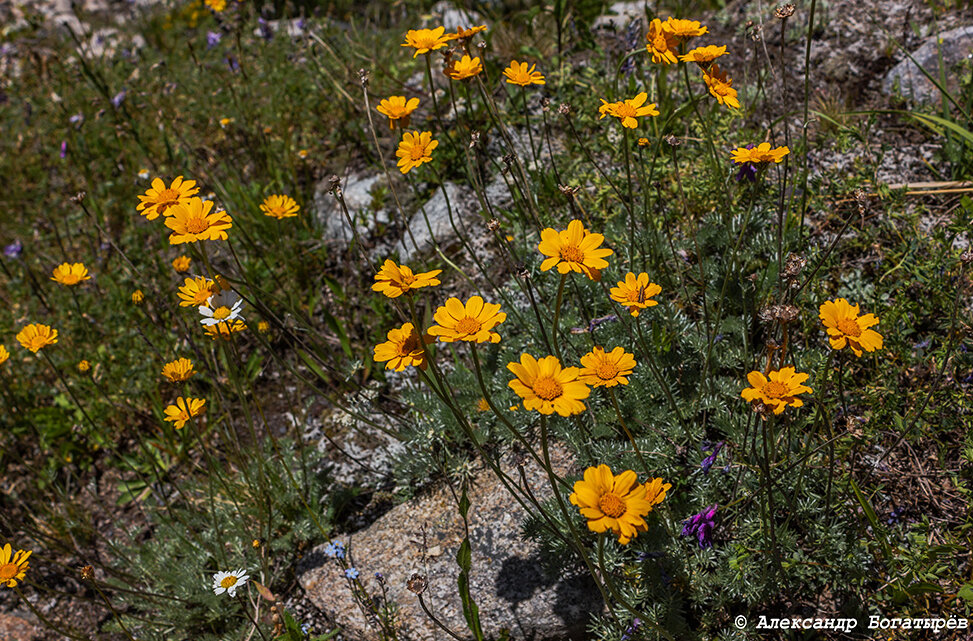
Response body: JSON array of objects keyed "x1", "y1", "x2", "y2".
[
  {"x1": 883, "y1": 25, "x2": 973, "y2": 104},
  {"x1": 299, "y1": 443, "x2": 602, "y2": 640}
]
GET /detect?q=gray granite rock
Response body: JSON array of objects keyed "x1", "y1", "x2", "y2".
[
  {"x1": 593, "y1": 1, "x2": 648, "y2": 31},
  {"x1": 882, "y1": 25, "x2": 973, "y2": 104},
  {"x1": 299, "y1": 444, "x2": 602, "y2": 640},
  {"x1": 313, "y1": 173, "x2": 389, "y2": 248},
  {"x1": 394, "y1": 182, "x2": 483, "y2": 262}
]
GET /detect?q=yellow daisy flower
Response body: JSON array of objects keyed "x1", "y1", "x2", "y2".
[
  {"x1": 664, "y1": 17, "x2": 708, "y2": 39},
  {"x1": 401, "y1": 27, "x2": 450, "y2": 57},
  {"x1": 172, "y1": 255, "x2": 192, "y2": 273},
  {"x1": 427, "y1": 296, "x2": 506, "y2": 343},
  {"x1": 819, "y1": 298, "x2": 883, "y2": 357},
  {"x1": 203, "y1": 320, "x2": 247, "y2": 340},
  {"x1": 502, "y1": 60, "x2": 545, "y2": 86},
  {"x1": 598, "y1": 92, "x2": 659, "y2": 129},
  {"x1": 164, "y1": 197, "x2": 233, "y2": 244},
  {"x1": 730, "y1": 142, "x2": 789, "y2": 164},
  {"x1": 50, "y1": 262, "x2": 91, "y2": 286},
  {"x1": 16, "y1": 323, "x2": 58, "y2": 353},
  {"x1": 579, "y1": 347, "x2": 636, "y2": 387},
  {"x1": 260, "y1": 194, "x2": 300, "y2": 220},
  {"x1": 447, "y1": 25, "x2": 487, "y2": 41},
  {"x1": 0, "y1": 543, "x2": 32, "y2": 588},
  {"x1": 205, "y1": 0, "x2": 226, "y2": 11},
  {"x1": 373, "y1": 322, "x2": 432, "y2": 371},
  {"x1": 507, "y1": 353, "x2": 590, "y2": 416},
  {"x1": 0, "y1": 345, "x2": 9, "y2": 367},
  {"x1": 371, "y1": 259, "x2": 442, "y2": 298},
  {"x1": 741, "y1": 367, "x2": 812, "y2": 415},
  {"x1": 537, "y1": 219, "x2": 614, "y2": 281},
  {"x1": 77, "y1": 359, "x2": 91, "y2": 373},
  {"x1": 136, "y1": 176, "x2": 199, "y2": 220},
  {"x1": 376, "y1": 96, "x2": 419, "y2": 130},
  {"x1": 610, "y1": 272, "x2": 661, "y2": 317},
  {"x1": 681, "y1": 44, "x2": 728, "y2": 64},
  {"x1": 163, "y1": 397, "x2": 206, "y2": 429},
  {"x1": 645, "y1": 18, "x2": 679, "y2": 64},
  {"x1": 177, "y1": 276, "x2": 217, "y2": 307},
  {"x1": 396, "y1": 131, "x2": 438, "y2": 174},
  {"x1": 162, "y1": 358, "x2": 196, "y2": 383},
  {"x1": 569, "y1": 465, "x2": 671, "y2": 544},
  {"x1": 702, "y1": 64, "x2": 739, "y2": 109},
  {"x1": 476, "y1": 397, "x2": 490, "y2": 412},
  {"x1": 444, "y1": 55, "x2": 483, "y2": 80}
]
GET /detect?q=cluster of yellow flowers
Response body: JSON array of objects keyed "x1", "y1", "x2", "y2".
[
  {"x1": 644, "y1": 17, "x2": 738, "y2": 109},
  {"x1": 741, "y1": 299, "x2": 884, "y2": 415}
]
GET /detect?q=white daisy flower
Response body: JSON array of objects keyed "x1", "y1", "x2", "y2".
[
  {"x1": 199, "y1": 291, "x2": 245, "y2": 326},
  {"x1": 212, "y1": 568, "x2": 249, "y2": 597}
]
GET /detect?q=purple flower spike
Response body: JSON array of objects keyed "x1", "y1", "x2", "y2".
[
  {"x1": 60, "y1": 140, "x2": 67, "y2": 158},
  {"x1": 681, "y1": 504, "x2": 718, "y2": 549},
  {"x1": 701, "y1": 441, "x2": 724, "y2": 474}
]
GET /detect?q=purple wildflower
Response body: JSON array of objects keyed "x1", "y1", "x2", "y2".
[
  {"x1": 257, "y1": 18, "x2": 273, "y2": 41},
  {"x1": 207, "y1": 30, "x2": 222, "y2": 48},
  {"x1": 681, "y1": 504, "x2": 718, "y2": 549},
  {"x1": 4, "y1": 240, "x2": 23, "y2": 258},
  {"x1": 69, "y1": 113, "x2": 84, "y2": 126},
  {"x1": 224, "y1": 56, "x2": 240, "y2": 72},
  {"x1": 111, "y1": 90, "x2": 126, "y2": 109},
  {"x1": 344, "y1": 567, "x2": 359, "y2": 580},
  {"x1": 60, "y1": 140, "x2": 67, "y2": 158},
  {"x1": 701, "y1": 441, "x2": 723, "y2": 474},
  {"x1": 620, "y1": 618, "x2": 641, "y2": 641}
]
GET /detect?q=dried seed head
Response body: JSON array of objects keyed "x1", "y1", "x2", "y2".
[
  {"x1": 775, "y1": 3, "x2": 795, "y2": 18},
  {"x1": 328, "y1": 174, "x2": 341, "y2": 193},
  {"x1": 502, "y1": 153, "x2": 515, "y2": 166},
  {"x1": 541, "y1": 97, "x2": 551, "y2": 110},
  {"x1": 487, "y1": 219, "x2": 501, "y2": 232},
  {"x1": 71, "y1": 191, "x2": 86, "y2": 203},
  {"x1": 782, "y1": 253, "x2": 807, "y2": 279},
  {"x1": 469, "y1": 131, "x2": 480, "y2": 149},
  {"x1": 558, "y1": 184, "x2": 581, "y2": 195},
  {"x1": 961, "y1": 249, "x2": 973, "y2": 265},
  {"x1": 358, "y1": 69, "x2": 369, "y2": 86},
  {"x1": 517, "y1": 265, "x2": 530, "y2": 279},
  {"x1": 664, "y1": 134, "x2": 681, "y2": 147},
  {"x1": 407, "y1": 573, "x2": 428, "y2": 595},
  {"x1": 80, "y1": 565, "x2": 95, "y2": 581},
  {"x1": 557, "y1": 102, "x2": 572, "y2": 116}
]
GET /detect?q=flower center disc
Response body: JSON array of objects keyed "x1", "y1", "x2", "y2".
[
  {"x1": 533, "y1": 377, "x2": 563, "y2": 401},
  {"x1": 836, "y1": 318, "x2": 862, "y2": 337},
  {"x1": 763, "y1": 381, "x2": 790, "y2": 399},
  {"x1": 399, "y1": 272, "x2": 416, "y2": 286},
  {"x1": 220, "y1": 576, "x2": 238, "y2": 589},
  {"x1": 401, "y1": 334, "x2": 419, "y2": 354},
  {"x1": 62, "y1": 274, "x2": 80, "y2": 285},
  {"x1": 212, "y1": 306, "x2": 232, "y2": 320},
  {"x1": 596, "y1": 361, "x2": 620, "y2": 380},
  {"x1": 653, "y1": 35, "x2": 667, "y2": 50},
  {"x1": 615, "y1": 104, "x2": 637, "y2": 117},
  {"x1": 409, "y1": 145, "x2": 425, "y2": 161},
  {"x1": 186, "y1": 217, "x2": 210, "y2": 234},
  {"x1": 598, "y1": 493, "x2": 627, "y2": 518},
  {"x1": 559, "y1": 245, "x2": 584, "y2": 263},
  {"x1": 0, "y1": 564, "x2": 18, "y2": 580},
  {"x1": 455, "y1": 317, "x2": 482, "y2": 335}
]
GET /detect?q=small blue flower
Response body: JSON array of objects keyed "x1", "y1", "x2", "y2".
[
  {"x1": 111, "y1": 90, "x2": 126, "y2": 109},
  {"x1": 300, "y1": 622, "x2": 311, "y2": 637},
  {"x1": 3, "y1": 240, "x2": 23, "y2": 259},
  {"x1": 206, "y1": 31, "x2": 222, "y2": 49},
  {"x1": 344, "y1": 567, "x2": 359, "y2": 580},
  {"x1": 323, "y1": 540, "x2": 345, "y2": 559}
]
